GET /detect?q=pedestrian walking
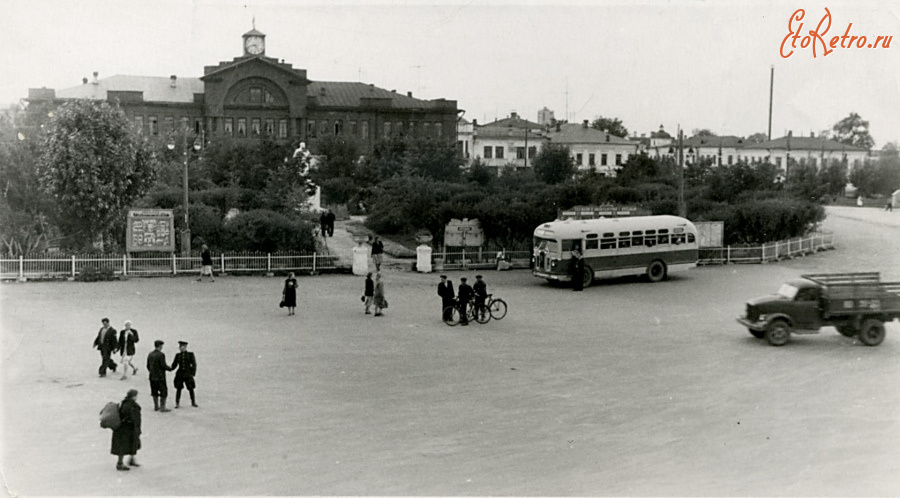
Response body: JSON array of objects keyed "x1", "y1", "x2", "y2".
[
  {"x1": 373, "y1": 272, "x2": 387, "y2": 316},
  {"x1": 282, "y1": 272, "x2": 298, "y2": 316},
  {"x1": 457, "y1": 277, "x2": 473, "y2": 326},
  {"x1": 170, "y1": 341, "x2": 198, "y2": 408},
  {"x1": 571, "y1": 245, "x2": 585, "y2": 291},
  {"x1": 886, "y1": 200, "x2": 893, "y2": 212},
  {"x1": 118, "y1": 320, "x2": 140, "y2": 380},
  {"x1": 93, "y1": 318, "x2": 118, "y2": 377},
  {"x1": 473, "y1": 275, "x2": 488, "y2": 321},
  {"x1": 197, "y1": 244, "x2": 215, "y2": 282},
  {"x1": 363, "y1": 272, "x2": 375, "y2": 314},
  {"x1": 146, "y1": 340, "x2": 172, "y2": 412},
  {"x1": 111, "y1": 389, "x2": 141, "y2": 471},
  {"x1": 325, "y1": 210, "x2": 336, "y2": 237},
  {"x1": 319, "y1": 210, "x2": 328, "y2": 237},
  {"x1": 371, "y1": 236, "x2": 385, "y2": 272},
  {"x1": 437, "y1": 275, "x2": 455, "y2": 321}
]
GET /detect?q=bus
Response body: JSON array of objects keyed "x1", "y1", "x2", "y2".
[{"x1": 533, "y1": 215, "x2": 699, "y2": 287}]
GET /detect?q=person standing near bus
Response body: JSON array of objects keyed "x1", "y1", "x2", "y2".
[
  {"x1": 473, "y1": 275, "x2": 488, "y2": 321},
  {"x1": 438, "y1": 275, "x2": 455, "y2": 321},
  {"x1": 457, "y1": 277, "x2": 473, "y2": 326},
  {"x1": 571, "y1": 245, "x2": 585, "y2": 292}
]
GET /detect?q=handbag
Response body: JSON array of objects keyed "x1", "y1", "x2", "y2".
[
  {"x1": 279, "y1": 300, "x2": 286, "y2": 308},
  {"x1": 360, "y1": 295, "x2": 366, "y2": 302}
]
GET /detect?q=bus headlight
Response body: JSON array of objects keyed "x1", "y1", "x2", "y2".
[{"x1": 550, "y1": 259, "x2": 557, "y2": 269}]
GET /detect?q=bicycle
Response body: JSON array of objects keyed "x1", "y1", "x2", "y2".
[{"x1": 442, "y1": 294, "x2": 507, "y2": 326}]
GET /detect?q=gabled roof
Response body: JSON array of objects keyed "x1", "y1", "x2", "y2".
[
  {"x1": 545, "y1": 123, "x2": 636, "y2": 146},
  {"x1": 474, "y1": 126, "x2": 543, "y2": 139},
  {"x1": 307, "y1": 81, "x2": 451, "y2": 110},
  {"x1": 742, "y1": 136, "x2": 865, "y2": 152},
  {"x1": 481, "y1": 115, "x2": 543, "y2": 129},
  {"x1": 56, "y1": 75, "x2": 204, "y2": 103},
  {"x1": 201, "y1": 56, "x2": 307, "y2": 81},
  {"x1": 677, "y1": 135, "x2": 746, "y2": 149}
]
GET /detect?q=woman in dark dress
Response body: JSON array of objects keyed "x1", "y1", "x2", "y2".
[
  {"x1": 283, "y1": 272, "x2": 298, "y2": 315},
  {"x1": 111, "y1": 389, "x2": 142, "y2": 471}
]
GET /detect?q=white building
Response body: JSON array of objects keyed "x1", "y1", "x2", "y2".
[
  {"x1": 472, "y1": 112, "x2": 544, "y2": 170},
  {"x1": 545, "y1": 121, "x2": 639, "y2": 176},
  {"x1": 457, "y1": 117, "x2": 474, "y2": 161},
  {"x1": 648, "y1": 135, "x2": 746, "y2": 166},
  {"x1": 738, "y1": 133, "x2": 868, "y2": 172}
]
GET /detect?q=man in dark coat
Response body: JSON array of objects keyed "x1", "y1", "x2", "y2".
[
  {"x1": 170, "y1": 341, "x2": 198, "y2": 408},
  {"x1": 146, "y1": 340, "x2": 172, "y2": 412},
  {"x1": 325, "y1": 209, "x2": 336, "y2": 237},
  {"x1": 473, "y1": 275, "x2": 488, "y2": 321},
  {"x1": 437, "y1": 275, "x2": 455, "y2": 321},
  {"x1": 319, "y1": 211, "x2": 328, "y2": 237},
  {"x1": 363, "y1": 273, "x2": 375, "y2": 314},
  {"x1": 111, "y1": 389, "x2": 141, "y2": 471},
  {"x1": 93, "y1": 318, "x2": 118, "y2": 377},
  {"x1": 371, "y1": 237, "x2": 385, "y2": 272},
  {"x1": 457, "y1": 277, "x2": 474, "y2": 326},
  {"x1": 571, "y1": 246, "x2": 585, "y2": 292}
]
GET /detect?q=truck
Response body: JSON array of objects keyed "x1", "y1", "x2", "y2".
[{"x1": 737, "y1": 272, "x2": 900, "y2": 346}]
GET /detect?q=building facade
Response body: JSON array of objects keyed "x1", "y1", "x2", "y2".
[
  {"x1": 546, "y1": 121, "x2": 640, "y2": 176},
  {"x1": 26, "y1": 28, "x2": 460, "y2": 155},
  {"x1": 472, "y1": 112, "x2": 544, "y2": 169}
]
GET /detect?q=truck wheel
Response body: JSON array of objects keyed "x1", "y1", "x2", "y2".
[
  {"x1": 858, "y1": 319, "x2": 886, "y2": 346},
  {"x1": 748, "y1": 329, "x2": 765, "y2": 339},
  {"x1": 765, "y1": 319, "x2": 791, "y2": 346},
  {"x1": 646, "y1": 260, "x2": 667, "y2": 283},
  {"x1": 581, "y1": 266, "x2": 594, "y2": 289},
  {"x1": 836, "y1": 324, "x2": 857, "y2": 337}
]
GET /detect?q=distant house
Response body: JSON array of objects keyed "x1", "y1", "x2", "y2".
[
  {"x1": 545, "y1": 121, "x2": 639, "y2": 176},
  {"x1": 649, "y1": 135, "x2": 746, "y2": 166},
  {"x1": 738, "y1": 133, "x2": 868, "y2": 172},
  {"x1": 457, "y1": 117, "x2": 474, "y2": 161},
  {"x1": 472, "y1": 112, "x2": 544, "y2": 170}
]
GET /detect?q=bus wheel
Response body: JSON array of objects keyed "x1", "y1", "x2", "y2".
[
  {"x1": 581, "y1": 266, "x2": 594, "y2": 288},
  {"x1": 646, "y1": 260, "x2": 667, "y2": 282},
  {"x1": 858, "y1": 319, "x2": 885, "y2": 346}
]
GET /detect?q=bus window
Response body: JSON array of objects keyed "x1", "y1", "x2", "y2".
[
  {"x1": 687, "y1": 233, "x2": 695, "y2": 243},
  {"x1": 645, "y1": 230, "x2": 656, "y2": 247},
  {"x1": 618, "y1": 232, "x2": 631, "y2": 249},
  {"x1": 600, "y1": 233, "x2": 616, "y2": 249},
  {"x1": 561, "y1": 239, "x2": 578, "y2": 252},
  {"x1": 672, "y1": 233, "x2": 686, "y2": 245},
  {"x1": 658, "y1": 229, "x2": 669, "y2": 245},
  {"x1": 534, "y1": 237, "x2": 559, "y2": 255},
  {"x1": 631, "y1": 230, "x2": 643, "y2": 246},
  {"x1": 585, "y1": 239, "x2": 598, "y2": 250}
]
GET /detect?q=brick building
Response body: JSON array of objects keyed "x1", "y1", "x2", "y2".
[{"x1": 26, "y1": 27, "x2": 460, "y2": 154}]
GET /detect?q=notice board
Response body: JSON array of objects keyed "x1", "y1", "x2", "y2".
[{"x1": 126, "y1": 209, "x2": 175, "y2": 252}]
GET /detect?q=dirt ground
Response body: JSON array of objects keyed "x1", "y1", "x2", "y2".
[{"x1": 1, "y1": 206, "x2": 899, "y2": 496}]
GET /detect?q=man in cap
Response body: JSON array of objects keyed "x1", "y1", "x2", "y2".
[
  {"x1": 93, "y1": 318, "x2": 118, "y2": 377},
  {"x1": 473, "y1": 275, "x2": 488, "y2": 322},
  {"x1": 457, "y1": 277, "x2": 473, "y2": 326},
  {"x1": 437, "y1": 275, "x2": 455, "y2": 321},
  {"x1": 170, "y1": 341, "x2": 198, "y2": 408},
  {"x1": 146, "y1": 340, "x2": 172, "y2": 412}
]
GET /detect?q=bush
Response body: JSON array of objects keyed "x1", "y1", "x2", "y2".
[
  {"x1": 77, "y1": 266, "x2": 116, "y2": 282},
  {"x1": 220, "y1": 209, "x2": 315, "y2": 252},
  {"x1": 705, "y1": 199, "x2": 823, "y2": 245}
]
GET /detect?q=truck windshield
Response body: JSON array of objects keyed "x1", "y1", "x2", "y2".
[{"x1": 777, "y1": 283, "x2": 799, "y2": 300}]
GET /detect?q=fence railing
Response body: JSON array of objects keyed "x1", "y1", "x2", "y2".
[
  {"x1": 0, "y1": 251, "x2": 340, "y2": 280},
  {"x1": 431, "y1": 250, "x2": 533, "y2": 271},
  {"x1": 698, "y1": 231, "x2": 834, "y2": 265}
]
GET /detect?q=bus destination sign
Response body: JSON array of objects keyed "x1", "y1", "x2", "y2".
[{"x1": 559, "y1": 205, "x2": 651, "y2": 220}]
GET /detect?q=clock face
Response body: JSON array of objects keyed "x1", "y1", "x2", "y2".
[{"x1": 245, "y1": 36, "x2": 264, "y2": 55}]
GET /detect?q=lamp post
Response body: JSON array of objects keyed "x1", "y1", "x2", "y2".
[
  {"x1": 167, "y1": 133, "x2": 202, "y2": 257},
  {"x1": 678, "y1": 128, "x2": 686, "y2": 218}
]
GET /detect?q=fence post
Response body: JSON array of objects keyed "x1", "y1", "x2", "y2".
[
  {"x1": 312, "y1": 252, "x2": 317, "y2": 273},
  {"x1": 220, "y1": 254, "x2": 225, "y2": 275},
  {"x1": 726, "y1": 246, "x2": 731, "y2": 264},
  {"x1": 172, "y1": 253, "x2": 177, "y2": 276},
  {"x1": 72, "y1": 255, "x2": 76, "y2": 278},
  {"x1": 761, "y1": 243, "x2": 766, "y2": 262},
  {"x1": 123, "y1": 254, "x2": 127, "y2": 276},
  {"x1": 267, "y1": 253, "x2": 271, "y2": 272},
  {"x1": 19, "y1": 255, "x2": 24, "y2": 280}
]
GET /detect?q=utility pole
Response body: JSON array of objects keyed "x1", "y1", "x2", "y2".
[
  {"x1": 678, "y1": 127, "x2": 686, "y2": 218},
  {"x1": 768, "y1": 65, "x2": 774, "y2": 141}
]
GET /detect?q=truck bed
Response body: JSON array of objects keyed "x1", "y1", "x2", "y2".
[{"x1": 802, "y1": 273, "x2": 900, "y2": 317}]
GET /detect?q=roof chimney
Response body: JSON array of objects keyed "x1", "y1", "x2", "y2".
[
  {"x1": 810, "y1": 131, "x2": 815, "y2": 138},
  {"x1": 472, "y1": 119, "x2": 478, "y2": 126},
  {"x1": 583, "y1": 120, "x2": 589, "y2": 128},
  {"x1": 92, "y1": 71, "x2": 99, "y2": 85},
  {"x1": 510, "y1": 111, "x2": 518, "y2": 119},
  {"x1": 170, "y1": 75, "x2": 177, "y2": 88},
  {"x1": 407, "y1": 91, "x2": 412, "y2": 97},
  {"x1": 787, "y1": 130, "x2": 792, "y2": 137},
  {"x1": 555, "y1": 122, "x2": 561, "y2": 132},
  {"x1": 391, "y1": 89, "x2": 396, "y2": 93},
  {"x1": 82, "y1": 77, "x2": 88, "y2": 85}
]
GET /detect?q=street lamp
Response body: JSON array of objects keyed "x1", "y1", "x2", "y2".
[{"x1": 167, "y1": 133, "x2": 202, "y2": 257}]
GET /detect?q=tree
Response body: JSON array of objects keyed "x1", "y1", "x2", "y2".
[
  {"x1": 590, "y1": 116, "x2": 628, "y2": 138},
  {"x1": 692, "y1": 129, "x2": 717, "y2": 138},
  {"x1": 37, "y1": 100, "x2": 156, "y2": 251},
  {"x1": 532, "y1": 143, "x2": 575, "y2": 185},
  {"x1": 832, "y1": 112, "x2": 875, "y2": 151},
  {"x1": 745, "y1": 132, "x2": 769, "y2": 144}
]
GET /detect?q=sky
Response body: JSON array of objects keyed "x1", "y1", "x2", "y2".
[{"x1": 2, "y1": 0, "x2": 898, "y2": 147}]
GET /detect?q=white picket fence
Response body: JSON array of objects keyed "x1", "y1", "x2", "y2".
[
  {"x1": 0, "y1": 251, "x2": 340, "y2": 280},
  {"x1": 697, "y1": 230, "x2": 835, "y2": 265}
]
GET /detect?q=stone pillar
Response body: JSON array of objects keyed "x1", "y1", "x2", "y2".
[
  {"x1": 417, "y1": 245, "x2": 433, "y2": 273},
  {"x1": 352, "y1": 243, "x2": 369, "y2": 276}
]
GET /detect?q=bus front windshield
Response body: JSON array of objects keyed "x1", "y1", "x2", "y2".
[{"x1": 534, "y1": 237, "x2": 560, "y2": 256}]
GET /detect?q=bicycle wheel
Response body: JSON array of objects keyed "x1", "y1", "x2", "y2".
[
  {"x1": 489, "y1": 299, "x2": 508, "y2": 320},
  {"x1": 474, "y1": 304, "x2": 491, "y2": 324},
  {"x1": 443, "y1": 306, "x2": 461, "y2": 326}
]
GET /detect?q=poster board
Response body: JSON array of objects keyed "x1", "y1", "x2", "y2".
[
  {"x1": 126, "y1": 209, "x2": 176, "y2": 252},
  {"x1": 695, "y1": 221, "x2": 724, "y2": 248}
]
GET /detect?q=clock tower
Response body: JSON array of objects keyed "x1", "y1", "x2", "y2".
[{"x1": 242, "y1": 26, "x2": 266, "y2": 56}]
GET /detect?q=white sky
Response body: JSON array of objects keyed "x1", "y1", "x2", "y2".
[{"x1": 2, "y1": 0, "x2": 898, "y2": 146}]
